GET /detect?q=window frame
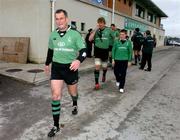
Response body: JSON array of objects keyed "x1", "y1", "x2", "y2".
[{"x1": 135, "y1": 4, "x2": 145, "y2": 19}]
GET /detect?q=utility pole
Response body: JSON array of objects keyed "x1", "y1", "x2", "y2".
[
  {"x1": 50, "y1": 0, "x2": 56, "y2": 31},
  {"x1": 112, "y1": 0, "x2": 115, "y2": 24}
]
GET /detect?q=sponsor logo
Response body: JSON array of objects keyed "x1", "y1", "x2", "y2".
[
  {"x1": 54, "y1": 48, "x2": 74, "y2": 52},
  {"x1": 57, "y1": 42, "x2": 65, "y2": 47}
]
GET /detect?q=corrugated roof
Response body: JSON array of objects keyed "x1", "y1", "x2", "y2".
[{"x1": 136, "y1": 0, "x2": 168, "y2": 17}]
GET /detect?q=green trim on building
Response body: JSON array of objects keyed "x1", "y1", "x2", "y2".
[{"x1": 124, "y1": 18, "x2": 147, "y2": 32}]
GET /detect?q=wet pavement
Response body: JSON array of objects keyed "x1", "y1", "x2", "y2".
[{"x1": 0, "y1": 46, "x2": 180, "y2": 140}]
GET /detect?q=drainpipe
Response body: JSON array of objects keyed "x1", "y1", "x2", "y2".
[
  {"x1": 50, "y1": 0, "x2": 56, "y2": 31},
  {"x1": 112, "y1": 0, "x2": 115, "y2": 24}
]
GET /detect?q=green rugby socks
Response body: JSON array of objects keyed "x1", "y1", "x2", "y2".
[
  {"x1": 94, "y1": 70, "x2": 100, "y2": 84},
  {"x1": 51, "y1": 100, "x2": 61, "y2": 128},
  {"x1": 71, "y1": 94, "x2": 78, "y2": 106}
]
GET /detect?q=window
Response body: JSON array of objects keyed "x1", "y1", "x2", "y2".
[
  {"x1": 130, "y1": 30, "x2": 132, "y2": 36},
  {"x1": 160, "y1": 24, "x2": 164, "y2": 29},
  {"x1": 71, "y1": 21, "x2": 77, "y2": 30},
  {"x1": 136, "y1": 4, "x2": 145, "y2": 19},
  {"x1": 81, "y1": 22, "x2": 85, "y2": 31},
  {"x1": 154, "y1": 16, "x2": 157, "y2": 24},
  {"x1": 129, "y1": 0, "x2": 132, "y2": 6},
  {"x1": 147, "y1": 12, "x2": 153, "y2": 22}
]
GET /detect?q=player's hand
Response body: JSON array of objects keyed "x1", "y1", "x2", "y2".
[
  {"x1": 94, "y1": 24, "x2": 99, "y2": 31},
  {"x1": 44, "y1": 65, "x2": 50, "y2": 75},
  {"x1": 70, "y1": 60, "x2": 81, "y2": 71},
  {"x1": 89, "y1": 26, "x2": 99, "y2": 42}
]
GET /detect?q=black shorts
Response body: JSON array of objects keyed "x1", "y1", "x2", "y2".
[
  {"x1": 94, "y1": 47, "x2": 109, "y2": 61},
  {"x1": 133, "y1": 45, "x2": 141, "y2": 51},
  {"x1": 51, "y1": 62, "x2": 78, "y2": 85},
  {"x1": 109, "y1": 45, "x2": 113, "y2": 52}
]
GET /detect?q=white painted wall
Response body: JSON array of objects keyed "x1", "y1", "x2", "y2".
[
  {"x1": 0, "y1": 0, "x2": 166, "y2": 63},
  {"x1": 55, "y1": 0, "x2": 112, "y2": 32},
  {"x1": 0, "y1": 0, "x2": 51, "y2": 63},
  {"x1": 114, "y1": 14, "x2": 125, "y2": 29},
  {"x1": 36, "y1": 0, "x2": 51, "y2": 63}
]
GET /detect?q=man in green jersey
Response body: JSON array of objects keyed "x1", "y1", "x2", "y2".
[
  {"x1": 109, "y1": 24, "x2": 119, "y2": 67},
  {"x1": 45, "y1": 9, "x2": 86, "y2": 137},
  {"x1": 112, "y1": 29, "x2": 133, "y2": 93},
  {"x1": 89, "y1": 17, "x2": 111, "y2": 90}
]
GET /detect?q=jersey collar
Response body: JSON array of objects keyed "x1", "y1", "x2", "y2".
[{"x1": 56, "y1": 26, "x2": 71, "y2": 37}]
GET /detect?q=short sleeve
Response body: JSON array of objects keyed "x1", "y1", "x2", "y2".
[{"x1": 76, "y1": 32, "x2": 86, "y2": 51}]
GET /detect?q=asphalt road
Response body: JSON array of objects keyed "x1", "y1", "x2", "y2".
[
  {"x1": 0, "y1": 47, "x2": 179, "y2": 140},
  {"x1": 112, "y1": 48, "x2": 180, "y2": 140}
]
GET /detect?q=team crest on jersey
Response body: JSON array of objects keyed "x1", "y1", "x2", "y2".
[{"x1": 68, "y1": 37, "x2": 72, "y2": 43}]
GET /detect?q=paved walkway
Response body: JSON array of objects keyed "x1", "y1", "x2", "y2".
[
  {"x1": 0, "y1": 58, "x2": 94, "y2": 84},
  {"x1": 0, "y1": 46, "x2": 172, "y2": 84}
]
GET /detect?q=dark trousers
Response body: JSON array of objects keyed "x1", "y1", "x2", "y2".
[
  {"x1": 86, "y1": 43, "x2": 92, "y2": 57},
  {"x1": 140, "y1": 53, "x2": 152, "y2": 70},
  {"x1": 114, "y1": 60, "x2": 128, "y2": 89}
]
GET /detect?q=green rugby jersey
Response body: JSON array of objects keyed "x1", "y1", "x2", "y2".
[
  {"x1": 112, "y1": 39, "x2": 133, "y2": 61},
  {"x1": 109, "y1": 29, "x2": 119, "y2": 46},
  {"x1": 94, "y1": 27, "x2": 111, "y2": 49},
  {"x1": 48, "y1": 27, "x2": 86, "y2": 64}
]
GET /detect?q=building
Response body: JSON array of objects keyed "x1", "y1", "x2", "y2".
[{"x1": 0, "y1": 0, "x2": 167, "y2": 63}]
